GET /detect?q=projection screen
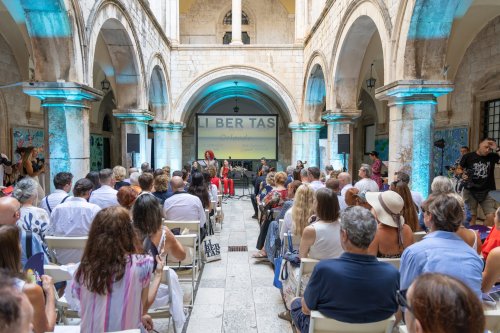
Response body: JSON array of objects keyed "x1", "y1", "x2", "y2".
[{"x1": 196, "y1": 114, "x2": 278, "y2": 160}]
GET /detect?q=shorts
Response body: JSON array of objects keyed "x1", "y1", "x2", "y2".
[{"x1": 463, "y1": 189, "x2": 497, "y2": 215}]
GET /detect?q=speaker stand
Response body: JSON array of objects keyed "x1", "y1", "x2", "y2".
[{"x1": 342, "y1": 153, "x2": 347, "y2": 172}]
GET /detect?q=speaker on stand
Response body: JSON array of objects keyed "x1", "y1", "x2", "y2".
[
  {"x1": 338, "y1": 134, "x2": 350, "y2": 172},
  {"x1": 127, "y1": 133, "x2": 140, "y2": 168}
]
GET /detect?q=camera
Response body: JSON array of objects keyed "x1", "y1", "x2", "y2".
[{"x1": 0, "y1": 155, "x2": 12, "y2": 166}]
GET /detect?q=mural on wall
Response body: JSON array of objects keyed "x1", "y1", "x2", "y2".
[
  {"x1": 90, "y1": 134, "x2": 104, "y2": 171},
  {"x1": 374, "y1": 137, "x2": 389, "y2": 161},
  {"x1": 12, "y1": 127, "x2": 45, "y2": 163},
  {"x1": 432, "y1": 127, "x2": 468, "y2": 176}
]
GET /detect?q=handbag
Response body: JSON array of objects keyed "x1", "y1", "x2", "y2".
[
  {"x1": 283, "y1": 233, "x2": 300, "y2": 267},
  {"x1": 201, "y1": 236, "x2": 221, "y2": 262}
]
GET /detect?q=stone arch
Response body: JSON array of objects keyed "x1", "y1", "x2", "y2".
[
  {"x1": 146, "y1": 54, "x2": 171, "y2": 121},
  {"x1": 86, "y1": 1, "x2": 146, "y2": 109},
  {"x1": 303, "y1": 59, "x2": 328, "y2": 122},
  {"x1": 174, "y1": 66, "x2": 299, "y2": 123},
  {"x1": 393, "y1": 0, "x2": 474, "y2": 80},
  {"x1": 330, "y1": 0, "x2": 392, "y2": 111}
]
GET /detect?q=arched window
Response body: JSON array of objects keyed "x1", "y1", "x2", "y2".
[{"x1": 223, "y1": 11, "x2": 250, "y2": 25}]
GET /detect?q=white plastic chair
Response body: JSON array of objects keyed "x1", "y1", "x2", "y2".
[
  {"x1": 485, "y1": 309, "x2": 500, "y2": 333},
  {"x1": 147, "y1": 266, "x2": 177, "y2": 332},
  {"x1": 308, "y1": 312, "x2": 395, "y2": 333},
  {"x1": 45, "y1": 236, "x2": 88, "y2": 264},
  {"x1": 377, "y1": 257, "x2": 401, "y2": 270},
  {"x1": 43, "y1": 264, "x2": 79, "y2": 324},
  {"x1": 413, "y1": 231, "x2": 426, "y2": 242},
  {"x1": 163, "y1": 220, "x2": 201, "y2": 269},
  {"x1": 296, "y1": 258, "x2": 319, "y2": 297}
]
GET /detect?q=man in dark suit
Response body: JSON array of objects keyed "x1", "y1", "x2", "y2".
[{"x1": 251, "y1": 165, "x2": 269, "y2": 219}]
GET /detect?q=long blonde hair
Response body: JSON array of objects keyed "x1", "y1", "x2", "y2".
[{"x1": 291, "y1": 184, "x2": 315, "y2": 236}]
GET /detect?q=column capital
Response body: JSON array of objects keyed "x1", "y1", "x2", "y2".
[
  {"x1": 322, "y1": 109, "x2": 361, "y2": 123},
  {"x1": 289, "y1": 122, "x2": 323, "y2": 132},
  {"x1": 113, "y1": 109, "x2": 154, "y2": 123},
  {"x1": 23, "y1": 82, "x2": 103, "y2": 107},
  {"x1": 375, "y1": 80, "x2": 453, "y2": 105},
  {"x1": 150, "y1": 121, "x2": 185, "y2": 132}
]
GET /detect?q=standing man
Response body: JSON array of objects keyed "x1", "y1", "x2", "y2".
[
  {"x1": 460, "y1": 138, "x2": 500, "y2": 226},
  {"x1": 251, "y1": 166, "x2": 269, "y2": 219},
  {"x1": 89, "y1": 169, "x2": 118, "y2": 209},
  {"x1": 257, "y1": 157, "x2": 267, "y2": 176},
  {"x1": 40, "y1": 172, "x2": 73, "y2": 216}
]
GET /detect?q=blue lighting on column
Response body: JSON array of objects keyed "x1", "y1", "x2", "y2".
[
  {"x1": 410, "y1": 107, "x2": 434, "y2": 199},
  {"x1": 19, "y1": 0, "x2": 72, "y2": 38}
]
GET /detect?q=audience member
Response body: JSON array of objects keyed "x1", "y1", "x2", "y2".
[
  {"x1": 251, "y1": 166, "x2": 269, "y2": 219},
  {"x1": 284, "y1": 165, "x2": 294, "y2": 187},
  {"x1": 481, "y1": 208, "x2": 500, "y2": 292},
  {"x1": 324, "y1": 165, "x2": 334, "y2": 180},
  {"x1": 40, "y1": 172, "x2": 73, "y2": 216},
  {"x1": 394, "y1": 171, "x2": 423, "y2": 213},
  {"x1": 129, "y1": 171, "x2": 141, "y2": 193},
  {"x1": 430, "y1": 175, "x2": 454, "y2": 195},
  {"x1": 403, "y1": 273, "x2": 484, "y2": 333},
  {"x1": 141, "y1": 162, "x2": 150, "y2": 173},
  {"x1": 85, "y1": 171, "x2": 100, "y2": 190},
  {"x1": 162, "y1": 166, "x2": 171, "y2": 178},
  {"x1": 366, "y1": 191, "x2": 414, "y2": 258},
  {"x1": 183, "y1": 163, "x2": 192, "y2": 183},
  {"x1": 400, "y1": 194, "x2": 483, "y2": 298},
  {"x1": 125, "y1": 167, "x2": 139, "y2": 183},
  {"x1": 12, "y1": 178, "x2": 50, "y2": 243},
  {"x1": 393, "y1": 182, "x2": 420, "y2": 232},
  {"x1": 337, "y1": 172, "x2": 353, "y2": 210},
  {"x1": 344, "y1": 187, "x2": 359, "y2": 207},
  {"x1": 354, "y1": 164, "x2": 379, "y2": 193},
  {"x1": 307, "y1": 167, "x2": 324, "y2": 191},
  {"x1": 299, "y1": 168, "x2": 309, "y2": 184},
  {"x1": 219, "y1": 160, "x2": 234, "y2": 196},
  {"x1": 258, "y1": 171, "x2": 275, "y2": 207},
  {"x1": 0, "y1": 197, "x2": 47, "y2": 265},
  {"x1": 153, "y1": 168, "x2": 165, "y2": 178},
  {"x1": 117, "y1": 186, "x2": 138, "y2": 210},
  {"x1": 292, "y1": 168, "x2": 301, "y2": 181},
  {"x1": 203, "y1": 171, "x2": 218, "y2": 206},
  {"x1": 113, "y1": 165, "x2": 130, "y2": 190},
  {"x1": 163, "y1": 176, "x2": 206, "y2": 230},
  {"x1": 47, "y1": 178, "x2": 101, "y2": 264},
  {"x1": 325, "y1": 178, "x2": 340, "y2": 194},
  {"x1": 482, "y1": 207, "x2": 500, "y2": 260},
  {"x1": 188, "y1": 172, "x2": 210, "y2": 210},
  {"x1": 0, "y1": 273, "x2": 34, "y2": 333},
  {"x1": 138, "y1": 172, "x2": 154, "y2": 193},
  {"x1": 290, "y1": 206, "x2": 399, "y2": 332},
  {"x1": 0, "y1": 225, "x2": 56, "y2": 333},
  {"x1": 89, "y1": 169, "x2": 118, "y2": 209},
  {"x1": 207, "y1": 166, "x2": 221, "y2": 195},
  {"x1": 280, "y1": 184, "x2": 315, "y2": 244},
  {"x1": 449, "y1": 193, "x2": 482, "y2": 254},
  {"x1": 152, "y1": 175, "x2": 171, "y2": 205},
  {"x1": 73, "y1": 206, "x2": 154, "y2": 332}
]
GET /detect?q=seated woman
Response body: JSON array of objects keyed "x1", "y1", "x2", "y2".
[
  {"x1": 257, "y1": 171, "x2": 275, "y2": 208},
  {"x1": 132, "y1": 194, "x2": 187, "y2": 330},
  {"x1": 72, "y1": 206, "x2": 154, "y2": 333},
  {"x1": 220, "y1": 160, "x2": 234, "y2": 196},
  {"x1": 482, "y1": 207, "x2": 500, "y2": 293},
  {"x1": 393, "y1": 182, "x2": 420, "y2": 232},
  {"x1": 449, "y1": 193, "x2": 482, "y2": 255},
  {"x1": 152, "y1": 174, "x2": 170, "y2": 205},
  {"x1": 0, "y1": 224, "x2": 56, "y2": 333},
  {"x1": 366, "y1": 190, "x2": 414, "y2": 258},
  {"x1": 113, "y1": 165, "x2": 130, "y2": 190},
  {"x1": 404, "y1": 273, "x2": 484, "y2": 333},
  {"x1": 208, "y1": 166, "x2": 221, "y2": 195},
  {"x1": 117, "y1": 186, "x2": 138, "y2": 210},
  {"x1": 280, "y1": 188, "x2": 343, "y2": 317}
]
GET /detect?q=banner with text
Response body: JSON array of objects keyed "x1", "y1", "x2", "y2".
[{"x1": 196, "y1": 115, "x2": 278, "y2": 160}]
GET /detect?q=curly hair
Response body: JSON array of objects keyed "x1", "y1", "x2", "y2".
[
  {"x1": 117, "y1": 186, "x2": 138, "y2": 209},
  {"x1": 75, "y1": 206, "x2": 140, "y2": 295},
  {"x1": 204, "y1": 150, "x2": 215, "y2": 160},
  {"x1": 266, "y1": 172, "x2": 276, "y2": 187},
  {"x1": 291, "y1": 184, "x2": 315, "y2": 236},
  {"x1": 274, "y1": 171, "x2": 287, "y2": 186}
]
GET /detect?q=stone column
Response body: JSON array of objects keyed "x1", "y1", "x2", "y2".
[
  {"x1": 322, "y1": 110, "x2": 360, "y2": 173},
  {"x1": 230, "y1": 0, "x2": 243, "y2": 45},
  {"x1": 22, "y1": 82, "x2": 103, "y2": 192},
  {"x1": 166, "y1": 0, "x2": 180, "y2": 44},
  {"x1": 289, "y1": 122, "x2": 323, "y2": 167},
  {"x1": 150, "y1": 121, "x2": 184, "y2": 170},
  {"x1": 113, "y1": 110, "x2": 154, "y2": 169},
  {"x1": 376, "y1": 80, "x2": 453, "y2": 198},
  {"x1": 295, "y1": 0, "x2": 305, "y2": 43}
]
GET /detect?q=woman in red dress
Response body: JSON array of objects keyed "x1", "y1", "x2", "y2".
[{"x1": 220, "y1": 159, "x2": 234, "y2": 196}]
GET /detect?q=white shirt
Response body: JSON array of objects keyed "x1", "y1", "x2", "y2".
[
  {"x1": 40, "y1": 189, "x2": 70, "y2": 216},
  {"x1": 47, "y1": 197, "x2": 101, "y2": 264},
  {"x1": 163, "y1": 192, "x2": 206, "y2": 228},
  {"x1": 309, "y1": 180, "x2": 325, "y2": 191},
  {"x1": 89, "y1": 185, "x2": 118, "y2": 209},
  {"x1": 339, "y1": 184, "x2": 353, "y2": 211},
  {"x1": 354, "y1": 178, "x2": 379, "y2": 193}
]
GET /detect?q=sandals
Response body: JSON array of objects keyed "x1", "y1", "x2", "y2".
[
  {"x1": 251, "y1": 251, "x2": 267, "y2": 259},
  {"x1": 278, "y1": 310, "x2": 292, "y2": 322}
]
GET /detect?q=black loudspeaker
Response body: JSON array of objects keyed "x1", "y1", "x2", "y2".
[
  {"x1": 127, "y1": 133, "x2": 140, "y2": 153},
  {"x1": 338, "y1": 134, "x2": 350, "y2": 154}
]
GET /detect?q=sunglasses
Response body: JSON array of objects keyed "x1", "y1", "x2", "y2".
[{"x1": 396, "y1": 289, "x2": 413, "y2": 313}]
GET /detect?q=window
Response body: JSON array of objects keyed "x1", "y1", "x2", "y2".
[
  {"x1": 484, "y1": 99, "x2": 500, "y2": 142},
  {"x1": 223, "y1": 32, "x2": 251, "y2": 45},
  {"x1": 102, "y1": 114, "x2": 112, "y2": 132},
  {"x1": 223, "y1": 11, "x2": 250, "y2": 25}
]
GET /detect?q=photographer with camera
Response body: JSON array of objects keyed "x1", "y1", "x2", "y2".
[
  {"x1": 0, "y1": 153, "x2": 12, "y2": 188},
  {"x1": 460, "y1": 138, "x2": 500, "y2": 226}
]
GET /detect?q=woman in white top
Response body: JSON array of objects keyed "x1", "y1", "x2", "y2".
[{"x1": 13, "y1": 178, "x2": 50, "y2": 243}]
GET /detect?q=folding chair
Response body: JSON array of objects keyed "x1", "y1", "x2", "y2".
[
  {"x1": 377, "y1": 257, "x2": 401, "y2": 270},
  {"x1": 485, "y1": 309, "x2": 500, "y2": 333},
  {"x1": 296, "y1": 258, "x2": 319, "y2": 297},
  {"x1": 308, "y1": 312, "x2": 395, "y2": 333},
  {"x1": 147, "y1": 266, "x2": 177, "y2": 333},
  {"x1": 166, "y1": 234, "x2": 198, "y2": 307},
  {"x1": 163, "y1": 220, "x2": 201, "y2": 270},
  {"x1": 45, "y1": 236, "x2": 88, "y2": 265},
  {"x1": 43, "y1": 264, "x2": 79, "y2": 324},
  {"x1": 413, "y1": 231, "x2": 426, "y2": 242}
]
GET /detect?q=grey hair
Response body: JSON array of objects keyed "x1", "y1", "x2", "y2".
[
  {"x1": 360, "y1": 164, "x2": 372, "y2": 178},
  {"x1": 286, "y1": 165, "x2": 294, "y2": 174},
  {"x1": 340, "y1": 206, "x2": 377, "y2": 249},
  {"x1": 12, "y1": 178, "x2": 38, "y2": 203},
  {"x1": 431, "y1": 176, "x2": 453, "y2": 195},
  {"x1": 130, "y1": 172, "x2": 140, "y2": 185},
  {"x1": 300, "y1": 168, "x2": 308, "y2": 178}
]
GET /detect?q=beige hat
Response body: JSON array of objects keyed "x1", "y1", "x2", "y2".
[{"x1": 366, "y1": 190, "x2": 405, "y2": 228}]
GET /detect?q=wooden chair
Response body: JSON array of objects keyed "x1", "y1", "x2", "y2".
[
  {"x1": 413, "y1": 231, "x2": 426, "y2": 242},
  {"x1": 296, "y1": 258, "x2": 319, "y2": 297},
  {"x1": 485, "y1": 309, "x2": 500, "y2": 333},
  {"x1": 377, "y1": 257, "x2": 401, "y2": 270},
  {"x1": 147, "y1": 266, "x2": 177, "y2": 332},
  {"x1": 45, "y1": 236, "x2": 88, "y2": 264},
  {"x1": 163, "y1": 220, "x2": 201, "y2": 269},
  {"x1": 308, "y1": 312, "x2": 395, "y2": 333}
]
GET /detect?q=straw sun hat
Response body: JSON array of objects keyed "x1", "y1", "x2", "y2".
[{"x1": 365, "y1": 190, "x2": 405, "y2": 228}]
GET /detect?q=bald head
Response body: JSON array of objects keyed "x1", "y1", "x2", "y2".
[
  {"x1": 170, "y1": 176, "x2": 185, "y2": 192},
  {"x1": 0, "y1": 197, "x2": 21, "y2": 225},
  {"x1": 338, "y1": 172, "x2": 352, "y2": 189}
]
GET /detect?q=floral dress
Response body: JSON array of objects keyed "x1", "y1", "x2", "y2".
[{"x1": 371, "y1": 158, "x2": 383, "y2": 190}]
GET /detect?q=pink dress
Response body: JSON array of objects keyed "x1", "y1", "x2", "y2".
[
  {"x1": 72, "y1": 255, "x2": 154, "y2": 333},
  {"x1": 371, "y1": 159, "x2": 383, "y2": 190}
]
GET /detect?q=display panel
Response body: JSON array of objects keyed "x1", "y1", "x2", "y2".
[{"x1": 196, "y1": 114, "x2": 278, "y2": 160}]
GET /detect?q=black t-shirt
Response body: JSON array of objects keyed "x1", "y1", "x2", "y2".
[{"x1": 460, "y1": 152, "x2": 500, "y2": 191}]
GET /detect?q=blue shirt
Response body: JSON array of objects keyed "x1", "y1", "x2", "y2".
[
  {"x1": 304, "y1": 252, "x2": 399, "y2": 323},
  {"x1": 400, "y1": 231, "x2": 483, "y2": 298},
  {"x1": 19, "y1": 227, "x2": 49, "y2": 267}
]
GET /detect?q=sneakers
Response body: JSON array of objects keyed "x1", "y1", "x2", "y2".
[{"x1": 251, "y1": 214, "x2": 258, "y2": 219}]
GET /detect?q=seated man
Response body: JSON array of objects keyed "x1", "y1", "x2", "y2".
[
  {"x1": 138, "y1": 172, "x2": 154, "y2": 193},
  {"x1": 400, "y1": 193, "x2": 483, "y2": 298},
  {"x1": 47, "y1": 179, "x2": 101, "y2": 264},
  {"x1": 291, "y1": 206, "x2": 399, "y2": 333},
  {"x1": 89, "y1": 168, "x2": 118, "y2": 208},
  {"x1": 40, "y1": 172, "x2": 73, "y2": 216},
  {"x1": 163, "y1": 176, "x2": 206, "y2": 230},
  {"x1": 0, "y1": 197, "x2": 48, "y2": 265}
]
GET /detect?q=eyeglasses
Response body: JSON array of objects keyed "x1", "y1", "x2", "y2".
[{"x1": 396, "y1": 289, "x2": 413, "y2": 313}]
